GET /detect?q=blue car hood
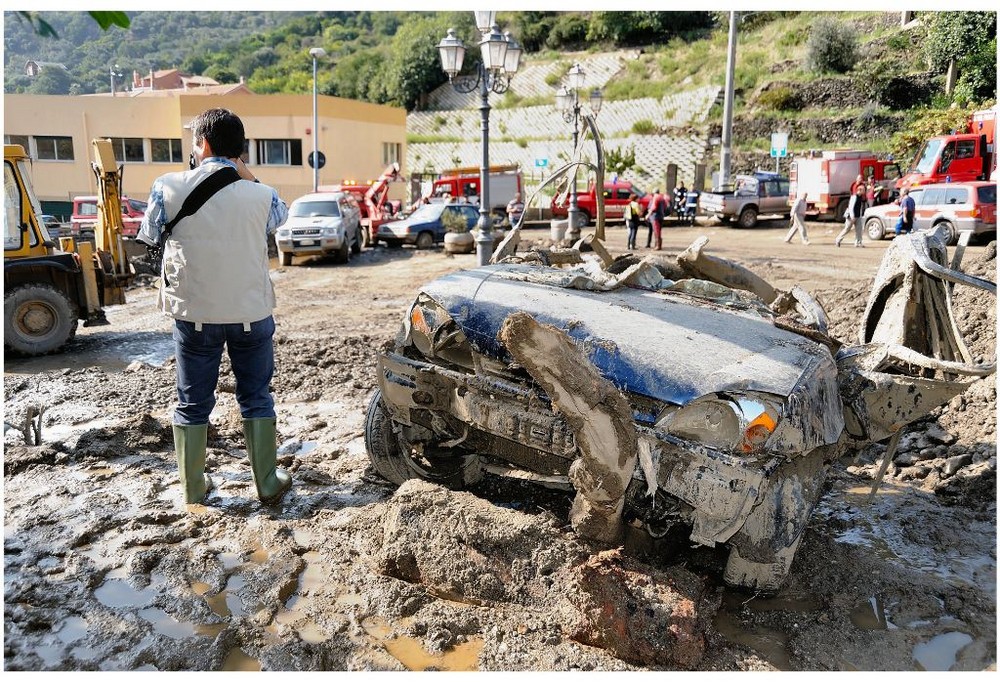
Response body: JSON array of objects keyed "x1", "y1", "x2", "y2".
[{"x1": 421, "y1": 265, "x2": 837, "y2": 408}]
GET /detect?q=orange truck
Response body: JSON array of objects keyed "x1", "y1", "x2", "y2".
[
  {"x1": 788, "y1": 150, "x2": 902, "y2": 220},
  {"x1": 897, "y1": 105, "x2": 997, "y2": 190}
]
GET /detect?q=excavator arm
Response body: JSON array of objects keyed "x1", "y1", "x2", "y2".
[{"x1": 89, "y1": 139, "x2": 135, "y2": 304}]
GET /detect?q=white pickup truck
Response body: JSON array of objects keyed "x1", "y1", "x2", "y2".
[{"x1": 699, "y1": 172, "x2": 791, "y2": 228}]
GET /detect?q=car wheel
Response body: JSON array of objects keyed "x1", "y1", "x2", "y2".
[
  {"x1": 361, "y1": 222, "x2": 372, "y2": 248},
  {"x1": 364, "y1": 388, "x2": 480, "y2": 489},
  {"x1": 4, "y1": 283, "x2": 79, "y2": 356},
  {"x1": 865, "y1": 217, "x2": 885, "y2": 241},
  {"x1": 334, "y1": 238, "x2": 350, "y2": 264},
  {"x1": 415, "y1": 231, "x2": 435, "y2": 250},
  {"x1": 737, "y1": 206, "x2": 758, "y2": 229},
  {"x1": 936, "y1": 220, "x2": 958, "y2": 246},
  {"x1": 717, "y1": 214, "x2": 731, "y2": 224},
  {"x1": 278, "y1": 248, "x2": 293, "y2": 266},
  {"x1": 351, "y1": 226, "x2": 362, "y2": 255}
]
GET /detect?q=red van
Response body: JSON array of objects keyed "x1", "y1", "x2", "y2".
[{"x1": 71, "y1": 194, "x2": 146, "y2": 239}]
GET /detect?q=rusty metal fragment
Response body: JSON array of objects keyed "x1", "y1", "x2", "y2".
[{"x1": 499, "y1": 311, "x2": 638, "y2": 544}]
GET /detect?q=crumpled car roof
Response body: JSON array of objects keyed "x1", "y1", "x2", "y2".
[{"x1": 422, "y1": 264, "x2": 837, "y2": 408}]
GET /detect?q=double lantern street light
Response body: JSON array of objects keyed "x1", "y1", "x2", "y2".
[
  {"x1": 438, "y1": 11, "x2": 522, "y2": 266},
  {"x1": 555, "y1": 63, "x2": 602, "y2": 240}
]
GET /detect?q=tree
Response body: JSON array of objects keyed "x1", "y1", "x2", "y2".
[
  {"x1": 804, "y1": 16, "x2": 858, "y2": 74},
  {"x1": 381, "y1": 13, "x2": 473, "y2": 110},
  {"x1": 27, "y1": 66, "x2": 74, "y2": 95},
  {"x1": 606, "y1": 144, "x2": 638, "y2": 176},
  {"x1": 15, "y1": 10, "x2": 129, "y2": 38},
  {"x1": 923, "y1": 11, "x2": 997, "y2": 72}
]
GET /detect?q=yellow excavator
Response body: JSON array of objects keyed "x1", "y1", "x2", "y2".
[{"x1": 4, "y1": 139, "x2": 135, "y2": 356}]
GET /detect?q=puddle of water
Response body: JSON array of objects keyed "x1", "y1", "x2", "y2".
[
  {"x1": 297, "y1": 619, "x2": 328, "y2": 644},
  {"x1": 850, "y1": 596, "x2": 897, "y2": 631},
  {"x1": 714, "y1": 592, "x2": 792, "y2": 670},
  {"x1": 191, "y1": 581, "x2": 212, "y2": 596},
  {"x1": 300, "y1": 551, "x2": 325, "y2": 592},
  {"x1": 248, "y1": 543, "x2": 269, "y2": 565},
  {"x1": 292, "y1": 529, "x2": 315, "y2": 547},
  {"x1": 56, "y1": 616, "x2": 88, "y2": 644},
  {"x1": 362, "y1": 619, "x2": 483, "y2": 671},
  {"x1": 278, "y1": 440, "x2": 318, "y2": 456},
  {"x1": 138, "y1": 607, "x2": 226, "y2": 640},
  {"x1": 69, "y1": 466, "x2": 116, "y2": 481},
  {"x1": 4, "y1": 331, "x2": 174, "y2": 375},
  {"x1": 42, "y1": 418, "x2": 112, "y2": 444},
  {"x1": 219, "y1": 552, "x2": 242, "y2": 571},
  {"x1": 71, "y1": 645, "x2": 103, "y2": 661},
  {"x1": 34, "y1": 642, "x2": 64, "y2": 667},
  {"x1": 913, "y1": 631, "x2": 974, "y2": 671},
  {"x1": 222, "y1": 647, "x2": 261, "y2": 671},
  {"x1": 94, "y1": 571, "x2": 166, "y2": 609}
]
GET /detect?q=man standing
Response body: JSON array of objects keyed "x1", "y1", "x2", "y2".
[
  {"x1": 897, "y1": 187, "x2": 916, "y2": 235},
  {"x1": 506, "y1": 191, "x2": 525, "y2": 228},
  {"x1": 624, "y1": 192, "x2": 641, "y2": 250},
  {"x1": 138, "y1": 108, "x2": 291, "y2": 507},
  {"x1": 783, "y1": 192, "x2": 810, "y2": 244},
  {"x1": 646, "y1": 188, "x2": 665, "y2": 249},
  {"x1": 673, "y1": 180, "x2": 687, "y2": 221},
  {"x1": 835, "y1": 185, "x2": 867, "y2": 247}
]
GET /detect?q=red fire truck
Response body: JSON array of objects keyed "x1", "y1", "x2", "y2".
[
  {"x1": 897, "y1": 106, "x2": 997, "y2": 190},
  {"x1": 788, "y1": 150, "x2": 902, "y2": 220}
]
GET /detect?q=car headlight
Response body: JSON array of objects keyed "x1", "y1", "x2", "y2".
[
  {"x1": 277, "y1": 229, "x2": 290, "y2": 238},
  {"x1": 655, "y1": 393, "x2": 782, "y2": 455},
  {"x1": 403, "y1": 294, "x2": 473, "y2": 369},
  {"x1": 323, "y1": 226, "x2": 340, "y2": 237}
]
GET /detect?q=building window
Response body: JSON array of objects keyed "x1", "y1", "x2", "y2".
[
  {"x1": 255, "y1": 139, "x2": 302, "y2": 166},
  {"x1": 109, "y1": 137, "x2": 144, "y2": 163},
  {"x1": 382, "y1": 142, "x2": 401, "y2": 166},
  {"x1": 35, "y1": 136, "x2": 75, "y2": 161},
  {"x1": 151, "y1": 138, "x2": 183, "y2": 163},
  {"x1": 4, "y1": 135, "x2": 30, "y2": 153}
]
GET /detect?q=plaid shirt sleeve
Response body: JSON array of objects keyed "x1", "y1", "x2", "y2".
[{"x1": 266, "y1": 188, "x2": 288, "y2": 235}]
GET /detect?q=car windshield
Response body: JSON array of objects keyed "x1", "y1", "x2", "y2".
[
  {"x1": 911, "y1": 139, "x2": 942, "y2": 174},
  {"x1": 977, "y1": 184, "x2": 997, "y2": 204},
  {"x1": 408, "y1": 204, "x2": 445, "y2": 221},
  {"x1": 290, "y1": 201, "x2": 341, "y2": 218}
]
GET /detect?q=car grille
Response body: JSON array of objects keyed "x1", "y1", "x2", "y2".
[{"x1": 291, "y1": 228, "x2": 322, "y2": 236}]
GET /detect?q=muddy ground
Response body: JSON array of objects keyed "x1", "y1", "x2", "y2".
[{"x1": 3, "y1": 219, "x2": 996, "y2": 672}]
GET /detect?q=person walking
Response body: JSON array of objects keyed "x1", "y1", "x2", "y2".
[
  {"x1": 646, "y1": 188, "x2": 666, "y2": 249},
  {"x1": 835, "y1": 185, "x2": 867, "y2": 247},
  {"x1": 684, "y1": 186, "x2": 700, "y2": 226},
  {"x1": 897, "y1": 187, "x2": 916, "y2": 235},
  {"x1": 138, "y1": 108, "x2": 291, "y2": 507},
  {"x1": 624, "y1": 192, "x2": 641, "y2": 250},
  {"x1": 783, "y1": 192, "x2": 810, "y2": 244},
  {"x1": 506, "y1": 191, "x2": 525, "y2": 228}
]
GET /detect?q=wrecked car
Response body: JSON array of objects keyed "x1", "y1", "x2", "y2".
[{"x1": 365, "y1": 213, "x2": 995, "y2": 593}]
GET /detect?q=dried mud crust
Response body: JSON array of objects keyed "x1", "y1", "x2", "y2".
[{"x1": 3, "y1": 233, "x2": 996, "y2": 672}]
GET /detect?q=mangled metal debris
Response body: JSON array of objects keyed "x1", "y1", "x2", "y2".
[{"x1": 366, "y1": 225, "x2": 995, "y2": 593}]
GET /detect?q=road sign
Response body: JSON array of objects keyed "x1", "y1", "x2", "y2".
[
  {"x1": 534, "y1": 158, "x2": 548, "y2": 168},
  {"x1": 308, "y1": 151, "x2": 326, "y2": 169},
  {"x1": 770, "y1": 132, "x2": 788, "y2": 158}
]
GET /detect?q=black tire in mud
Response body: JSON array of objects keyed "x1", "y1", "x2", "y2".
[
  {"x1": 334, "y1": 238, "x2": 350, "y2": 264},
  {"x1": 737, "y1": 206, "x2": 758, "y2": 229},
  {"x1": 351, "y1": 226, "x2": 362, "y2": 255},
  {"x1": 364, "y1": 388, "x2": 480, "y2": 489},
  {"x1": 415, "y1": 231, "x2": 435, "y2": 250},
  {"x1": 4, "y1": 283, "x2": 78, "y2": 356}
]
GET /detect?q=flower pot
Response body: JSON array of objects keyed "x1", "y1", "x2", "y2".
[
  {"x1": 443, "y1": 230, "x2": 475, "y2": 254},
  {"x1": 550, "y1": 219, "x2": 568, "y2": 242}
]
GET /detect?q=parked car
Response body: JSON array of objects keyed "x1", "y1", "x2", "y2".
[
  {"x1": 38, "y1": 214, "x2": 67, "y2": 238},
  {"x1": 276, "y1": 191, "x2": 362, "y2": 266},
  {"x1": 863, "y1": 181, "x2": 997, "y2": 244},
  {"x1": 71, "y1": 195, "x2": 146, "y2": 239},
  {"x1": 699, "y1": 172, "x2": 790, "y2": 228},
  {"x1": 376, "y1": 202, "x2": 480, "y2": 249},
  {"x1": 364, "y1": 236, "x2": 992, "y2": 593},
  {"x1": 551, "y1": 179, "x2": 653, "y2": 225}
]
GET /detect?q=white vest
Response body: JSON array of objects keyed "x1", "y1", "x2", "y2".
[{"x1": 157, "y1": 164, "x2": 276, "y2": 324}]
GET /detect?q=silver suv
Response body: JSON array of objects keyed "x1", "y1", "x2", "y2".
[
  {"x1": 864, "y1": 181, "x2": 997, "y2": 244},
  {"x1": 277, "y1": 191, "x2": 362, "y2": 266}
]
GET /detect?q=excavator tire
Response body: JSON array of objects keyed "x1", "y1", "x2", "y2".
[{"x1": 4, "y1": 283, "x2": 79, "y2": 356}]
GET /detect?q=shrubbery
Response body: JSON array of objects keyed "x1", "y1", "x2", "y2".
[
  {"x1": 804, "y1": 16, "x2": 858, "y2": 74},
  {"x1": 757, "y1": 86, "x2": 799, "y2": 111}
]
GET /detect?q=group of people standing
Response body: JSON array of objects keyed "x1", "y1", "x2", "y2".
[
  {"x1": 786, "y1": 173, "x2": 914, "y2": 247},
  {"x1": 624, "y1": 183, "x2": 699, "y2": 251}
]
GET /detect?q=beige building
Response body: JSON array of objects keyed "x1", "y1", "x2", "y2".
[{"x1": 4, "y1": 93, "x2": 407, "y2": 217}]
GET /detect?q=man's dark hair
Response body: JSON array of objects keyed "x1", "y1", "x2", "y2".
[{"x1": 191, "y1": 108, "x2": 245, "y2": 159}]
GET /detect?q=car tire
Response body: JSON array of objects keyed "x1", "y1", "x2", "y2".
[
  {"x1": 4, "y1": 283, "x2": 79, "y2": 356},
  {"x1": 351, "y1": 226, "x2": 362, "y2": 255},
  {"x1": 364, "y1": 388, "x2": 480, "y2": 489},
  {"x1": 865, "y1": 217, "x2": 885, "y2": 241},
  {"x1": 361, "y1": 222, "x2": 372, "y2": 249},
  {"x1": 278, "y1": 248, "x2": 293, "y2": 267},
  {"x1": 737, "y1": 206, "x2": 758, "y2": 229},
  {"x1": 415, "y1": 231, "x2": 435, "y2": 250},
  {"x1": 334, "y1": 238, "x2": 349, "y2": 264},
  {"x1": 717, "y1": 214, "x2": 731, "y2": 224},
  {"x1": 936, "y1": 220, "x2": 958, "y2": 246}
]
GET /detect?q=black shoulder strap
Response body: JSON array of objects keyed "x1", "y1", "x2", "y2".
[{"x1": 160, "y1": 166, "x2": 242, "y2": 244}]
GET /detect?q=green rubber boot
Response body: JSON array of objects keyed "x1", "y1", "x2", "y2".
[
  {"x1": 173, "y1": 423, "x2": 213, "y2": 504},
  {"x1": 243, "y1": 417, "x2": 292, "y2": 505}
]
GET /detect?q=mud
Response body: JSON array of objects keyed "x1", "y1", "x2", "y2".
[{"x1": 3, "y1": 223, "x2": 996, "y2": 671}]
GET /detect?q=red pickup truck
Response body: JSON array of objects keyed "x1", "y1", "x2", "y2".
[{"x1": 551, "y1": 179, "x2": 653, "y2": 224}]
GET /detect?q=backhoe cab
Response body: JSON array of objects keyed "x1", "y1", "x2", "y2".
[{"x1": 4, "y1": 140, "x2": 134, "y2": 356}]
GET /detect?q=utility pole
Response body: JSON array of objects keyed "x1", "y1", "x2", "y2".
[{"x1": 720, "y1": 11, "x2": 738, "y2": 188}]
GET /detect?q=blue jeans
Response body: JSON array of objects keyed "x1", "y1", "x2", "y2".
[{"x1": 173, "y1": 316, "x2": 276, "y2": 425}]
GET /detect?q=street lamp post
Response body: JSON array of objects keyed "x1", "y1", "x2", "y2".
[
  {"x1": 438, "y1": 14, "x2": 522, "y2": 266},
  {"x1": 555, "y1": 63, "x2": 602, "y2": 240},
  {"x1": 110, "y1": 63, "x2": 122, "y2": 96},
  {"x1": 309, "y1": 47, "x2": 326, "y2": 193}
]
